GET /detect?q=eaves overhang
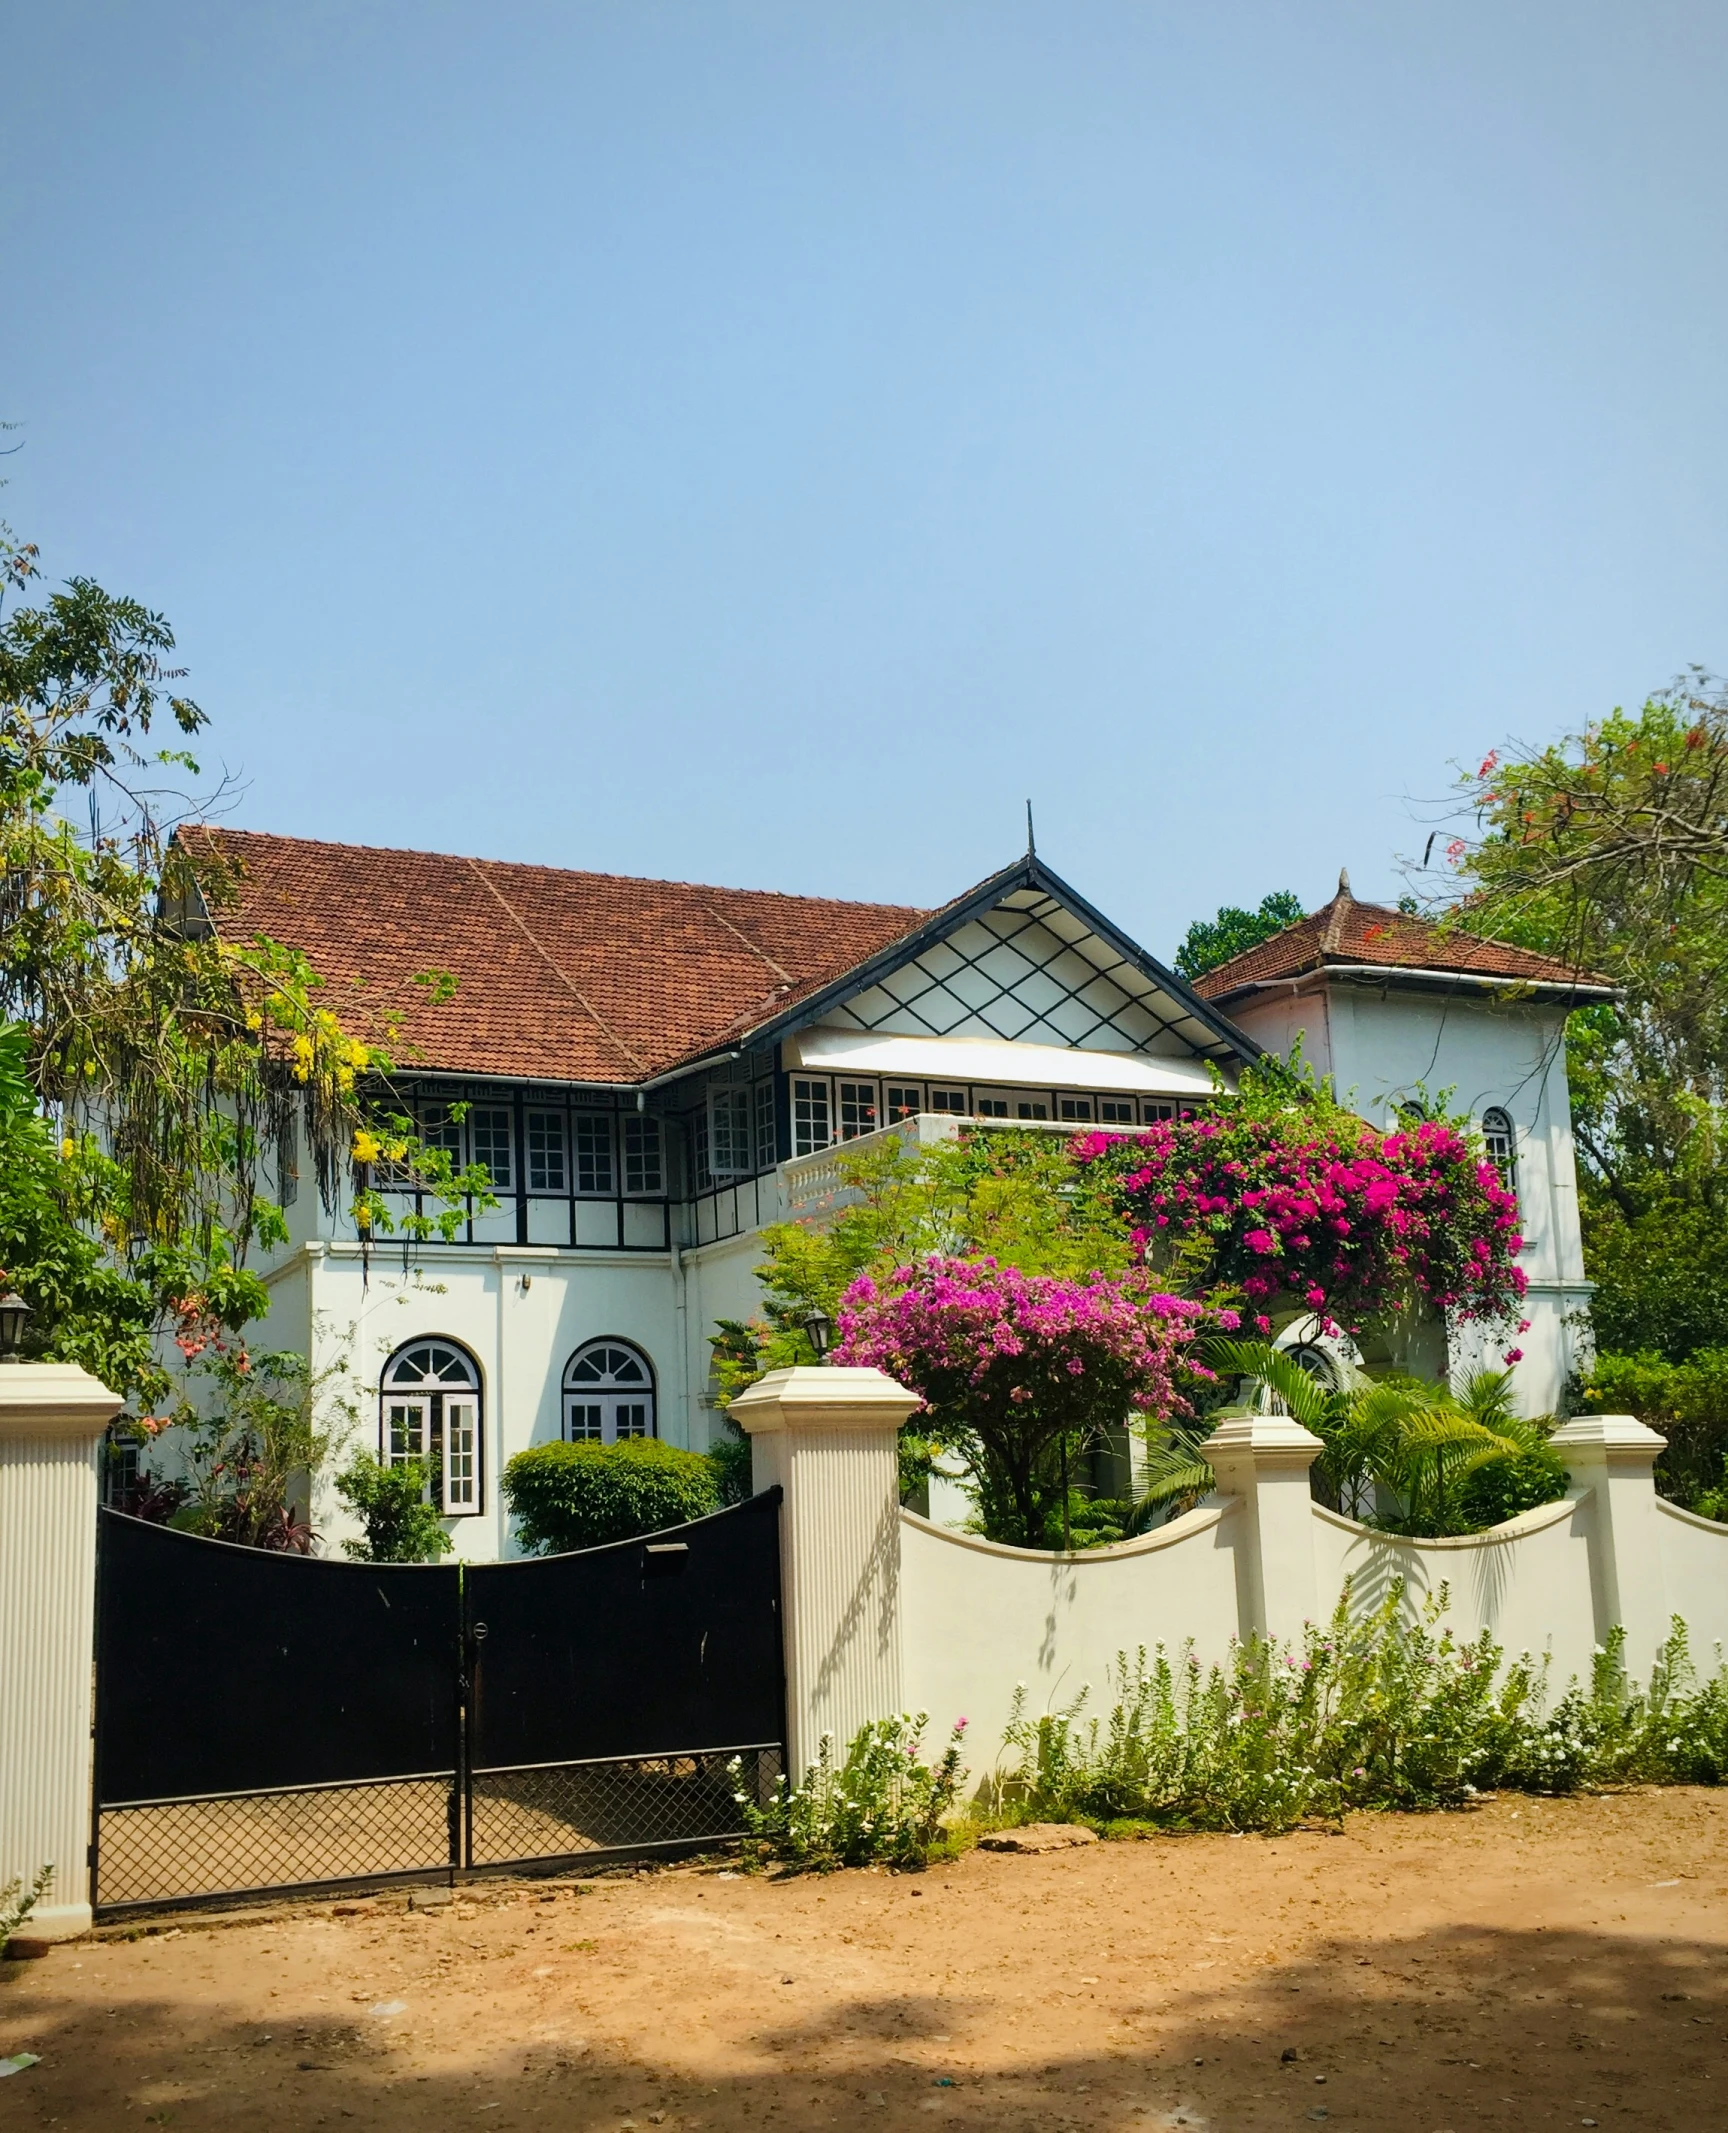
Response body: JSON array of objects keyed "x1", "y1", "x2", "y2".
[{"x1": 1205, "y1": 962, "x2": 1620, "y2": 1012}]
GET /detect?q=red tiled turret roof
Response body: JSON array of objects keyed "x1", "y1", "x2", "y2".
[
  {"x1": 184, "y1": 828, "x2": 929, "y2": 1084},
  {"x1": 1193, "y1": 873, "x2": 1609, "y2": 1003}
]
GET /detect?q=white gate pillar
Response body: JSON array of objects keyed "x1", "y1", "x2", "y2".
[
  {"x1": 1550, "y1": 1413, "x2": 1672, "y2": 1676},
  {"x1": 1203, "y1": 1410, "x2": 1325, "y2": 1647},
  {"x1": 0, "y1": 1364, "x2": 126, "y2": 1939},
  {"x1": 729, "y1": 1365, "x2": 918, "y2": 1776}
]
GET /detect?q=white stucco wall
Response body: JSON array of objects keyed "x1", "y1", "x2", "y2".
[
  {"x1": 1651, "y1": 1498, "x2": 1728, "y2": 1658},
  {"x1": 1308, "y1": 1495, "x2": 1601, "y2": 1686},
  {"x1": 897, "y1": 1502, "x2": 1247, "y2": 1759},
  {"x1": 260, "y1": 1242, "x2": 690, "y2": 1561}
]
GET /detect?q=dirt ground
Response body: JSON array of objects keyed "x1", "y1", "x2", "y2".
[{"x1": 3, "y1": 1790, "x2": 1725, "y2": 2131}]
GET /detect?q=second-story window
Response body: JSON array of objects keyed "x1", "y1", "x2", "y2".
[
  {"x1": 792, "y1": 1077, "x2": 831, "y2": 1156},
  {"x1": 838, "y1": 1081, "x2": 878, "y2": 1140},
  {"x1": 421, "y1": 1103, "x2": 464, "y2": 1168},
  {"x1": 527, "y1": 1111, "x2": 567, "y2": 1191},
  {"x1": 1059, "y1": 1097, "x2": 1093, "y2": 1122},
  {"x1": 886, "y1": 1084, "x2": 921, "y2": 1122},
  {"x1": 624, "y1": 1114, "x2": 663, "y2": 1194},
  {"x1": 1100, "y1": 1099, "x2": 1137, "y2": 1123},
  {"x1": 1482, "y1": 1108, "x2": 1518, "y2": 1202},
  {"x1": 472, "y1": 1107, "x2": 513, "y2": 1190},
  {"x1": 574, "y1": 1114, "x2": 614, "y2": 1194},
  {"x1": 754, "y1": 1081, "x2": 778, "y2": 1170},
  {"x1": 709, "y1": 1087, "x2": 753, "y2": 1177}
]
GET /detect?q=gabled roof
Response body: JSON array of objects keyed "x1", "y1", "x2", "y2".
[
  {"x1": 1193, "y1": 872, "x2": 1611, "y2": 1005},
  {"x1": 185, "y1": 829, "x2": 926, "y2": 1084},
  {"x1": 182, "y1": 831, "x2": 1257, "y2": 1087}
]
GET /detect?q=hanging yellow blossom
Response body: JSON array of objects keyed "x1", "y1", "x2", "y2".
[{"x1": 352, "y1": 1130, "x2": 383, "y2": 1165}]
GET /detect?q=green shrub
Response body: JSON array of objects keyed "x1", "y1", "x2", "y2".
[
  {"x1": 707, "y1": 1427, "x2": 754, "y2": 1507},
  {"x1": 333, "y1": 1455, "x2": 453, "y2": 1563},
  {"x1": 501, "y1": 1437, "x2": 719, "y2": 1554},
  {"x1": 0, "y1": 1865, "x2": 52, "y2": 1955},
  {"x1": 1584, "y1": 1346, "x2": 1728, "y2": 1506},
  {"x1": 995, "y1": 1583, "x2": 1728, "y2": 1834},
  {"x1": 734, "y1": 1714, "x2": 968, "y2": 1871},
  {"x1": 1457, "y1": 1445, "x2": 1572, "y2": 1528}
]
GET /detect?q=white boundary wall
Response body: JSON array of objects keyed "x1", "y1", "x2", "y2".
[{"x1": 741, "y1": 1378, "x2": 1728, "y2": 1775}]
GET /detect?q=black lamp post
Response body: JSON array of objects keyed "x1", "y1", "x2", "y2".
[
  {"x1": 801, "y1": 1306, "x2": 834, "y2": 1362},
  {"x1": 0, "y1": 1292, "x2": 30, "y2": 1363}
]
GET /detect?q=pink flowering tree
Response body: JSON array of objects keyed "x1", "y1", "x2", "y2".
[
  {"x1": 832, "y1": 1257, "x2": 1223, "y2": 1548},
  {"x1": 1072, "y1": 1108, "x2": 1527, "y2": 1350}
]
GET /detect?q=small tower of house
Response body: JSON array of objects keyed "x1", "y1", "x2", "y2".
[{"x1": 1192, "y1": 871, "x2": 1614, "y2": 1413}]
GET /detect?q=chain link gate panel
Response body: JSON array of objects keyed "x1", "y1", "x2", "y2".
[
  {"x1": 465, "y1": 1489, "x2": 786, "y2": 1871},
  {"x1": 93, "y1": 1511, "x2": 462, "y2": 1912}
]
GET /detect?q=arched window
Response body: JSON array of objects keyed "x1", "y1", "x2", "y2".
[
  {"x1": 379, "y1": 1339, "x2": 482, "y2": 1516},
  {"x1": 563, "y1": 1340, "x2": 656, "y2": 1445},
  {"x1": 1481, "y1": 1108, "x2": 1518, "y2": 1202}
]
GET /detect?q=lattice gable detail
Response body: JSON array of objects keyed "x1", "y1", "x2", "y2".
[{"x1": 822, "y1": 888, "x2": 1227, "y2": 1059}]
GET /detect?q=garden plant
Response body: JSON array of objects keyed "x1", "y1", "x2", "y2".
[{"x1": 501, "y1": 1435, "x2": 723, "y2": 1553}]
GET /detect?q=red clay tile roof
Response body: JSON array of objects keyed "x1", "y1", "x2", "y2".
[
  {"x1": 1193, "y1": 876, "x2": 1608, "y2": 1001},
  {"x1": 185, "y1": 829, "x2": 928, "y2": 1084}
]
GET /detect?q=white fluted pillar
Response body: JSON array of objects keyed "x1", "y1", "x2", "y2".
[
  {"x1": 1550, "y1": 1413, "x2": 1672, "y2": 1676},
  {"x1": 729, "y1": 1365, "x2": 918, "y2": 1776},
  {"x1": 1203, "y1": 1409, "x2": 1325, "y2": 1647},
  {"x1": 0, "y1": 1364, "x2": 126, "y2": 1939}
]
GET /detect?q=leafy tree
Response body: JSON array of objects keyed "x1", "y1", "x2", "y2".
[
  {"x1": 1174, "y1": 891, "x2": 1304, "y2": 981},
  {"x1": 1444, "y1": 676, "x2": 1728, "y2": 1502},
  {"x1": 709, "y1": 1129, "x2": 1145, "y2": 1532},
  {"x1": 0, "y1": 523, "x2": 489, "y2": 1409},
  {"x1": 333, "y1": 1455, "x2": 453, "y2": 1563}
]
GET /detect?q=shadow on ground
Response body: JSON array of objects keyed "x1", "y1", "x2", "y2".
[{"x1": 3, "y1": 1921, "x2": 1721, "y2": 2130}]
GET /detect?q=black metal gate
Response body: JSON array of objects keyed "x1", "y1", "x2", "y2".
[{"x1": 92, "y1": 1490, "x2": 784, "y2": 1914}]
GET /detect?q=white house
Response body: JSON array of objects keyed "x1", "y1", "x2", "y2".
[{"x1": 198, "y1": 832, "x2": 1605, "y2": 1562}]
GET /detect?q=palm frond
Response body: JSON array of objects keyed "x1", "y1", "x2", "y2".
[{"x1": 1202, "y1": 1337, "x2": 1337, "y2": 1430}]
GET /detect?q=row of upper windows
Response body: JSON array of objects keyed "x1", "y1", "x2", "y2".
[
  {"x1": 375, "y1": 1087, "x2": 1523, "y2": 1208},
  {"x1": 398, "y1": 1104, "x2": 666, "y2": 1198},
  {"x1": 786, "y1": 1076, "x2": 1205, "y2": 1158}
]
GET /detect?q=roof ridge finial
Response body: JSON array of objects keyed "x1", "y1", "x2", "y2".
[
  {"x1": 1337, "y1": 865, "x2": 1352, "y2": 897},
  {"x1": 1026, "y1": 799, "x2": 1036, "y2": 859}
]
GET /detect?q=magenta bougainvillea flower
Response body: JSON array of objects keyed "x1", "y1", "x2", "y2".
[
  {"x1": 832, "y1": 1256, "x2": 1232, "y2": 1546},
  {"x1": 1071, "y1": 1112, "x2": 1526, "y2": 1337}
]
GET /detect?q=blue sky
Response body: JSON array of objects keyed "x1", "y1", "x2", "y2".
[{"x1": 4, "y1": 3, "x2": 1725, "y2": 959}]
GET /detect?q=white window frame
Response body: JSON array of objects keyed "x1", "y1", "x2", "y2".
[
  {"x1": 527, "y1": 1109, "x2": 568, "y2": 1193},
  {"x1": 708, "y1": 1086, "x2": 753, "y2": 1178},
  {"x1": 792, "y1": 1077, "x2": 832, "y2": 1157},
  {"x1": 573, "y1": 1112, "x2": 615, "y2": 1195},
  {"x1": 562, "y1": 1339, "x2": 657, "y2": 1445},
  {"x1": 378, "y1": 1339, "x2": 483, "y2": 1518},
  {"x1": 471, "y1": 1106, "x2": 514, "y2": 1191},
  {"x1": 1482, "y1": 1107, "x2": 1518, "y2": 1201},
  {"x1": 624, "y1": 1113, "x2": 664, "y2": 1196}
]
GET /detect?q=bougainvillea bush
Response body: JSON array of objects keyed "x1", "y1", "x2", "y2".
[
  {"x1": 832, "y1": 1256, "x2": 1226, "y2": 1547},
  {"x1": 1073, "y1": 1097, "x2": 1526, "y2": 1347}
]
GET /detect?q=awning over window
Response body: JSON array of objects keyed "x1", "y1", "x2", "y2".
[{"x1": 782, "y1": 1026, "x2": 1227, "y2": 1098}]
